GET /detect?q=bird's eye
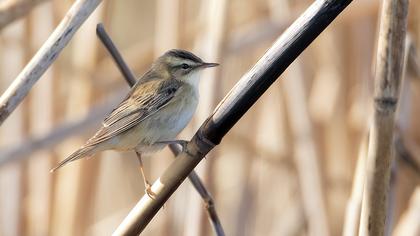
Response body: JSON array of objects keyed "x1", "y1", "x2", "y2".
[{"x1": 181, "y1": 63, "x2": 190, "y2": 69}]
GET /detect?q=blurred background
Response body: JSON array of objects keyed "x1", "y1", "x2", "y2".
[{"x1": 0, "y1": 0, "x2": 419, "y2": 235}]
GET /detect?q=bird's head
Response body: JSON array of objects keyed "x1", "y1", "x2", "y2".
[{"x1": 153, "y1": 49, "x2": 219, "y2": 86}]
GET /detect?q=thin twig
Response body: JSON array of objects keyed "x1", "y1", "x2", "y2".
[
  {"x1": 0, "y1": 0, "x2": 48, "y2": 30},
  {"x1": 113, "y1": 0, "x2": 353, "y2": 235},
  {"x1": 95, "y1": 23, "x2": 225, "y2": 236},
  {"x1": 0, "y1": 0, "x2": 102, "y2": 126},
  {"x1": 169, "y1": 145, "x2": 224, "y2": 236},
  {"x1": 358, "y1": 0, "x2": 409, "y2": 235},
  {"x1": 96, "y1": 24, "x2": 136, "y2": 86}
]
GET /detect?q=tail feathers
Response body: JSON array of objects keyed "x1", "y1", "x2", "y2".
[{"x1": 50, "y1": 146, "x2": 96, "y2": 172}]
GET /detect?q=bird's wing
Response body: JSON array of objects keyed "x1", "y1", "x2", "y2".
[{"x1": 84, "y1": 79, "x2": 181, "y2": 147}]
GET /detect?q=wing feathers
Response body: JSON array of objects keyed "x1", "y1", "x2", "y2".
[
  {"x1": 85, "y1": 79, "x2": 181, "y2": 147},
  {"x1": 51, "y1": 76, "x2": 183, "y2": 172}
]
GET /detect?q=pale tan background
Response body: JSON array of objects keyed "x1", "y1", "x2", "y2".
[{"x1": 0, "y1": 0, "x2": 419, "y2": 235}]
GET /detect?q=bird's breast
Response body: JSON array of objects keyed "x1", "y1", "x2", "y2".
[
  {"x1": 146, "y1": 84, "x2": 198, "y2": 141},
  {"x1": 160, "y1": 86, "x2": 198, "y2": 134},
  {"x1": 116, "y1": 84, "x2": 198, "y2": 152}
]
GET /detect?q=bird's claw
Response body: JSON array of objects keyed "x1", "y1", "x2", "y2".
[
  {"x1": 177, "y1": 140, "x2": 188, "y2": 152},
  {"x1": 157, "y1": 140, "x2": 188, "y2": 152},
  {"x1": 145, "y1": 181, "x2": 157, "y2": 199}
]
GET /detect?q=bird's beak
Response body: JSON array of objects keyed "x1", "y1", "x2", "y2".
[{"x1": 200, "y1": 62, "x2": 219, "y2": 68}]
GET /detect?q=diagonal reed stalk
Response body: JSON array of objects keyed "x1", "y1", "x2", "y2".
[
  {"x1": 112, "y1": 0, "x2": 353, "y2": 234},
  {"x1": 0, "y1": 0, "x2": 102, "y2": 125}
]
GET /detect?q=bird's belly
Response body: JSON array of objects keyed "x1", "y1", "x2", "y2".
[{"x1": 115, "y1": 93, "x2": 198, "y2": 152}]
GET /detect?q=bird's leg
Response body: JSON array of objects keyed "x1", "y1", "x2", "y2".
[
  {"x1": 135, "y1": 151, "x2": 156, "y2": 199},
  {"x1": 155, "y1": 140, "x2": 188, "y2": 152}
]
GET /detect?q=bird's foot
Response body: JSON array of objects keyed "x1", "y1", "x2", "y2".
[
  {"x1": 145, "y1": 181, "x2": 157, "y2": 200},
  {"x1": 156, "y1": 140, "x2": 188, "y2": 152}
]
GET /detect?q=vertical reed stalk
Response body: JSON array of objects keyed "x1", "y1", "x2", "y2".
[{"x1": 359, "y1": 0, "x2": 409, "y2": 235}]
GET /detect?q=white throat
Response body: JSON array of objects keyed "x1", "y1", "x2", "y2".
[{"x1": 182, "y1": 71, "x2": 201, "y2": 89}]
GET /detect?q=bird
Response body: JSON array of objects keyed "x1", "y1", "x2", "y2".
[{"x1": 50, "y1": 49, "x2": 219, "y2": 198}]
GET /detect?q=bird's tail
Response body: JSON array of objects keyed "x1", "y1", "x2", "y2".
[{"x1": 50, "y1": 146, "x2": 96, "y2": 172}]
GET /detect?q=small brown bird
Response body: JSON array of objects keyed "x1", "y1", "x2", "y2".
[{"x1": 51, "y1": 49, "x2": 218, "y2": 198}]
